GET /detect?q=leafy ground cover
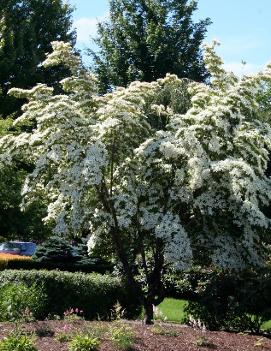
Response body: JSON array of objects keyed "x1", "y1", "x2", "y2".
[{"x1": 0, "y1": 320, "x2": 270, "y2": 351}]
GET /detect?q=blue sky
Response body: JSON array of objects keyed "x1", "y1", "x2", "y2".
[{"x1": 69, "y1": 0, "x2": 271, "y2": 75}]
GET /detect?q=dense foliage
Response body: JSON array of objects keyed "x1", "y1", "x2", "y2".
[
  {"x1": 0, "y1": 270, "x2": 140, "y2": 319},
  {"x1": 184, "y1": 269, "x2": 271, "y2": 333},
  {"x1": 0, "y1": 282, "x2": 46, "y2": 321},
  {"x1": 1, "y1": 41, "x2": 271, "y2": 323},
  {"x1": 26, "y1": 236, "x2": 112, "y2": 273},
  {"x1": 0, "y1": 239, "x2": 112, "y2": 274},
  {"x1": 91, "y1": 0, "x2": 211, "y2": 92},
  {"x1": 256, "y1": 81, "x2": 271, "y2": 124},
  {"x1": 0, "y1": 164, "x2": 50, "y2": 240},
  {"x1": 0, "y1": 0, "x2": 76, "y2": 117},
  {"x1": 33, "y1": 236, "x2": 75, "y2": 263}
]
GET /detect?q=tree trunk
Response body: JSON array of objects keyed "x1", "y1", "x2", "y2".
[{"x1": 143, "y1": 298, "x2": 154, "y2": 325}]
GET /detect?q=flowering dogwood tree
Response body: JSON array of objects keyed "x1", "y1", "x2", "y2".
[{"x1": 1, "y1": 41, "x2": 271, "y2": 323}]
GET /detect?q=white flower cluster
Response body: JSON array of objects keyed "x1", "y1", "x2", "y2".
[
  {"x1": 155, "y1": 213, "x2": 193, "y2": 269},
  {"x1": 1, "y1": 41, "x2": 271, "y2": 271},
  {"x1": 82, "y1": 142, "x2": 108, "y2": 185}
]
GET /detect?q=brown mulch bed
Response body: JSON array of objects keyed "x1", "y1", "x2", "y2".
[{"x1": 0, "y1": 320, "x2": 271, "y2": 351}]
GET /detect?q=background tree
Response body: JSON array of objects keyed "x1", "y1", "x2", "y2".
[
  {"x1": 0, "y1": 164, "x2": 50, "y2": 241},
  {"x1": 0, "y1": 0, "x2": 75, "y2": 239},
  {"x1": 90, "y1": 0, "x2": 211, "y2": 92},
  {"x1": 256, "y1": 81, "x2": 271, "y2": 124},
  {"x1": 0, "y1": 95, "x2": 50, "y2": 241},
  {"x1": 0, "y1": 0, "x2": 76, "y2": 118}
]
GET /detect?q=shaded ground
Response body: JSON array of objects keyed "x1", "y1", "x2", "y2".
[{"x1": 0, "y1": 320, "x2": 271, "y2": 351}]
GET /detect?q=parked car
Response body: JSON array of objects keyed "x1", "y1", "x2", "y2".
[{"x1": 0, "y1": 241, "x2": 36, "y2": 256}]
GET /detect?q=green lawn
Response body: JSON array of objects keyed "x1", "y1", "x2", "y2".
[
  {"x1": 157, "y1": 298, "x2": 187, "y2": 323},
  {"x1": 262, "y1": 320, "x2": 271, "y2": 330}
]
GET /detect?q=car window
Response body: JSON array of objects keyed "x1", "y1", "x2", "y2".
[
  {"x1": 0, "y1": 242, "x2": 21, "y2": 250},
  {"x1": 0, "y1": 242, "x2": 36, "y2": 255}
]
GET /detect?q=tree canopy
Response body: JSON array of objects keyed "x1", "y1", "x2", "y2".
[
  {"x1": 1, "y1": 41, "x2": 271, "y2": 323},
  {"x1": 0, "y1": 0, "x2": 76, "y2": 118},
  {"x1": 90, "y1": 0, "x2": 211, "y2": 92},
  {"x1": 0, "y1": 163, "x2": 50, "y2": 241}
]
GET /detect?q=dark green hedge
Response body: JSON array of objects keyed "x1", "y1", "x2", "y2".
[
  {"x1": 0, "y1": 270, "x2": 141, "y2": 320},
  {"x1": 6, "y1": 259, "x2": 113, "y2": 274}
]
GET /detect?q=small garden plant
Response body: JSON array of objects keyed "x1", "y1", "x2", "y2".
[
  {"x1": 64, "y1": 307, "x2": 84, "y2": 321},
  {"x1": 151, "y1": 325, "x2": 178, "y2": 337},
  {"x1": 55, "y1": 331, "x2": 73, "y2": 343},
  {"x1": 110, "y1": 324, "x2": 135, "y2": 350},
  {"x1": 83, "y1": 324, "x2": 108, "y2": 339},
  {"x1": 0, "y1": 333, "x2": 37, "y2": 351},
  {"x1": 68, "y1": 334, "x2": 100, "y2": 351},
  {"x1": 34, "y1": 323, "x2": 55, "y2": 337},
  {"x1": 194, "y1": 336, "x2": 216, "y2": 349}
]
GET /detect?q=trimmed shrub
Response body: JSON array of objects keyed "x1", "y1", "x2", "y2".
[
  {"x1": 164, "y1": 266, "x2": 271, "y2": 332},
  {"x1": 184, "y1": 269, "x2": 271, "y2": 332},
  {"x1": 6, "y1": 258, "x2": 113, "y2": 274},
  {"x1": 0, "y1": 270, "x2": 141, "y2": 320},
  {"x1": 0, "y1": 283, "x2": 47, "y2": 321}
]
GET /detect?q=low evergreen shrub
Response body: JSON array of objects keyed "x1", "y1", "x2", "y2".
[
  {"x1": 0, "y1": 270, "x2": 141, "y2": 320},
  {"x1": 33, "y1": 236, "x2": 75, "y2": 263}
]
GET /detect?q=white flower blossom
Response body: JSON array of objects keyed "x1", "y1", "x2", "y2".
[{"x1": 1, "y1": 40, "x2": 271, "y2": 272}]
